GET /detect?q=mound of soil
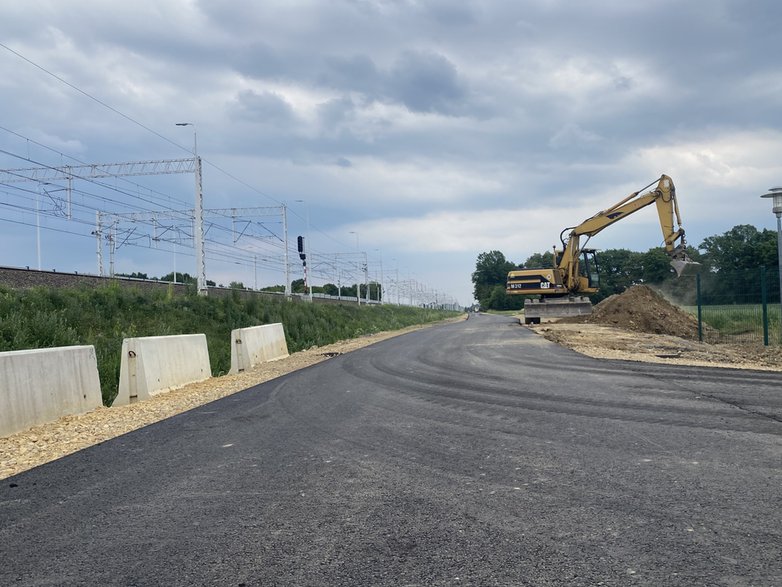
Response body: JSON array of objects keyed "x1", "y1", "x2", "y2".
[{"x1": 563, "y1": 285, "x2": 702, "y2": 340}]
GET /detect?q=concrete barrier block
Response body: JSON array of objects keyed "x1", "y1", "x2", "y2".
[
  {"x1": 0, "y1": 345, "x2": 102, "y2": 437},
  {"x1": 114, "y1": 334, "x2": 211, "y2": 406},
  {"x1": 229, "y1": 323, "x2": 289, "y2": 374}
]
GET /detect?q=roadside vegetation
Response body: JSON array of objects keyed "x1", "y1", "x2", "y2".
[
  {"x1": 0, "y1": 284, "x2": 459, "y2": 405},
  {"x1": 689, "y1": 304, "x2": 782, "y2": 344}
]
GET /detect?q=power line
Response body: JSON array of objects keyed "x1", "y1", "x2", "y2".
[
  {"x1": 0, "y1": 43, "x2": 459, "y2": 303},
  {"x1": 0, "y1": 42, "x2": 191, "y2": 156}
]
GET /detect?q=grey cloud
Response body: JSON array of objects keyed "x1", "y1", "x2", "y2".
[
  {"x1": 322, "y1": 50, "x2": 471, "y2": 116},
  {"x1": 229, "y1": 90, "x2": 295, "y2": 126},
  {"x1": 321, "y1": 54, "x2": 381, "y2": 94},
  {"x1": 386, "y1": 50, "x2": 467, "y2": 114},
  {"x1": 549, "y1": 124, "x2": 603, "y2": 150},
  {"x1": 317, "y1": 97, "x2": 357, "y2": 130},
  {"x1": 232, "y1": 42, "x2": 286, "y2": 79},
  {"x1": 422, "y1": 1, "x2": 480, "y2": 26}
]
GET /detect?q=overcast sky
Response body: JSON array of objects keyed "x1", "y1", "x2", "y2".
[{"x1": 1, "y1": 0, "x2": 781, "y2": 305}]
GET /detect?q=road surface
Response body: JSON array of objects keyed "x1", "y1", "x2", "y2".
[{"x1": 1, "y1": 313, "x2": 780, "y2": 586}]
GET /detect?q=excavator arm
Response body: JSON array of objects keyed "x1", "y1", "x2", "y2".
[{"x1": 557, "y1": 175, "x2": 696, "y2": 292}]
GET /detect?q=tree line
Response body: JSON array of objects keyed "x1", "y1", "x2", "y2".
[
  {"x1": 116, "y1": 272, "x2": 383, "y2": 300},
  {"x1": 472, "y1": 224, "x2": 780, "y2": 310},
  {"x1": 272, "y1": 279, "x2": 383, "y2": 301}
]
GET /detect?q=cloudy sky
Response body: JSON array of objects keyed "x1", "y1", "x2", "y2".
[{"x1": 1, "y1": 0, "x2": 781, "y2": 305}]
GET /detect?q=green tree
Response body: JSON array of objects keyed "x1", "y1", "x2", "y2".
[
  {"x1": 472, "y1": 251, "x2": 516, "y2": 307},
  {"x1": 117, "y1": 272, "x2": 149, "y2": 279},
  {"x1": 522, "y1": 251, "x2": 555, "y2": 269},
  {"x1": 487, "y1": 284, "x2": 524, "y2": 311},
  {"x1": 160, "y1": 271, "x2": 195, "y2": 284},
  {"x1": 592, "y1": 249, "x2": 643, "y2": 301},
  {"x1": 321, "y1": 283, "x2": 339, "y2": 296},
  {"x1": 159, "y1": 272, "x2": 215, "y2": 286},
  {"x1": 639, "y1": 248, "x2": 675, "y2": 283},
  {"x1": 699, "y1": 225, "x2": 778, "y2": 272}
]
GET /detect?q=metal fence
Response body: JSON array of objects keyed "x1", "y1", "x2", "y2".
[{"x1": 660, "y1": 266, "x2": 782, "y2": 346}]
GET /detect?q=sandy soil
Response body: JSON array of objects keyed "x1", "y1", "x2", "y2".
[
  {"x1": 530, "y1": 322, "x2": 782, "y2": 371},
  {"x1": 531, "y1": 285, "x2": 782, "y2": 372}
]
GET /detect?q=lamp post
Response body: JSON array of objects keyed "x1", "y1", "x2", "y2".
[
  {"x1": 761, "y1": 186, "x2": 782, "y2": 308},
  {"x1": 175, "y1": 122, "x2": 207, "y2": 296}
]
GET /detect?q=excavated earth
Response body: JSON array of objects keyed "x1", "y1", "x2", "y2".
[
  {"x1": 532, "y1": 285, "x2": 782, "y2": 371},
  {"x1": 3, "y1": 295, "x2": 781, "y2": 480}
]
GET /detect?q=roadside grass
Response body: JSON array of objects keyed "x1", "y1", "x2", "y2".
[
  {"x1": 684, "y1": 303, "x2": 782, "y2": 343},
  {"x1": 0, "y1": 284, "x2": 460, "y2": 405}
]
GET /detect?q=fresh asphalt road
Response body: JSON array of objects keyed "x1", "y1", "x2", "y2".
[{"x1": 2, "y1": 313, "x2": 781, "y2": 586}]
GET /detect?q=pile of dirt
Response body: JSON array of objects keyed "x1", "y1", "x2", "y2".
[{"x1": 562, "y1": 285, "x2": 703, "y2": 340}]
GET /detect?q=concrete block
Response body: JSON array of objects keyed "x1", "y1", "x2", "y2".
[
  {"x1": 114, "y1": 334, "x2": 211, "y2": 406},
  {"x1": 229, "y1": 323, "x2": 289, "y2": 374},
  {"x1": 0, "y1": 345, "x2": 102, "y2": 437}
]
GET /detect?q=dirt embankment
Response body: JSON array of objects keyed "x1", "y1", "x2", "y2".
[
  {"x1": 558, "y1": 285, "x2": 707, "y2": 339},
  {"x1": 532, "y1": 285, "x2": 782, "y2": 371}
]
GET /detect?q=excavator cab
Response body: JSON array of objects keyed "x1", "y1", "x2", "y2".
[{"x1": 582, "y1": 249, "x2": 599, "y2": 290}]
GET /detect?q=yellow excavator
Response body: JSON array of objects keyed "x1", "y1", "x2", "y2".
[{"x1": 506, "y1": 174, "x2": 699, "y2": 324}]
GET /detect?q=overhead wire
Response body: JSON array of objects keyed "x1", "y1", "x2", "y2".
[{"x1": 0, "y1": 42, "x2": 455, "y2": 301}]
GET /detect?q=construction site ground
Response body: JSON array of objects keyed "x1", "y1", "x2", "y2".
[
  {"x1": 2, "y1": 290, "x2": 780, "y2": 480},
  {"x1": 530, "y1": 285, "x2": 782, "y2": 371}
]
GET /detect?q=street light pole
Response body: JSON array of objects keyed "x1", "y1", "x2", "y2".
[
  {"x1": 761, "y1": 187, "x2": 782, "y2": 311},
  {"x1": 176, "y1": 122, "x2": 207, "y2": 296}
]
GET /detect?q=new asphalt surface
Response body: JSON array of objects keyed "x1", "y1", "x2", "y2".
[{"x1": 1, "y1": 313, "x2": 781, "y2": 586}]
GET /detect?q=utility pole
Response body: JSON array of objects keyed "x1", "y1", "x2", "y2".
[
  {"x1": 350, "y1": 231, "x2": 360, "y2": 305},
  {"x1": 176, "y1": 122, "x2": 207, "y2": 296},
  {"x1": 363, "y1": 252, "x2": 369, "y2": 304},
  {"x1": 282, "y1": 204, "x2": 291, "y2": 297},
  {"x1": 108, "y1": 221, "x2": 116, "y2": 277},
  {"x1": 94, "y1": 211, "x2": 103, "y2": 276}
]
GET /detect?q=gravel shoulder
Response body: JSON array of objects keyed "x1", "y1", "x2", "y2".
[
  {"x1": 526, "y1": 285, "x2": 782, "y2": 372},
  {"x1": 530, "y1": 321, "x2": 782, "y2": 371}
]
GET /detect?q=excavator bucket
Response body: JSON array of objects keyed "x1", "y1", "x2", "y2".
[{"x1": 670, "y1": 258, "x2": 701, "y2": 277}]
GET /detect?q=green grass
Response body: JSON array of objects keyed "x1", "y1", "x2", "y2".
[
  {"x1": 0, "y1": 284, "x2": 460, "y2": 405},
  {"x1": 684, "y1": 303, "x2": 782, "y2": 343}
]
